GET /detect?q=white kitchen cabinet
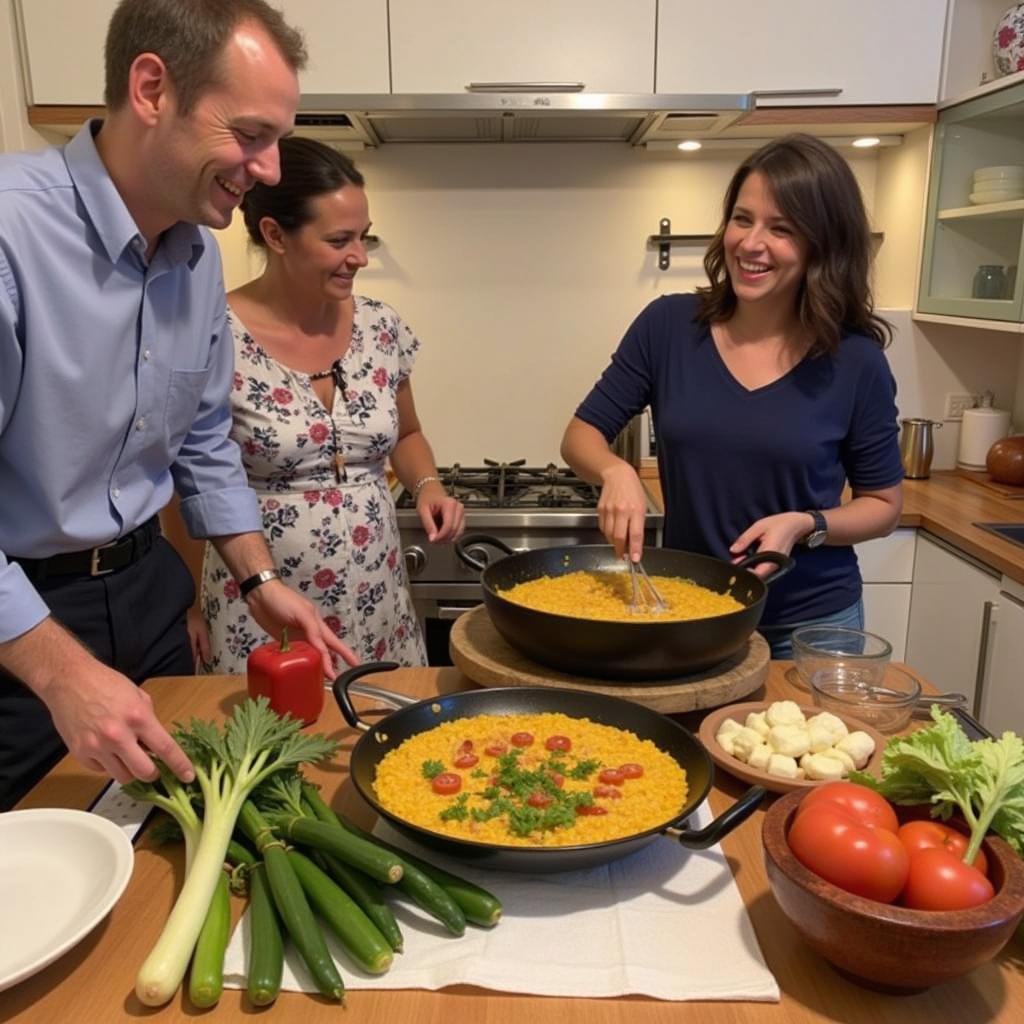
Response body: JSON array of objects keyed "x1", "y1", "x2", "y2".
[
  {"x1": 978, "y1": 578, "x2": 1024, "y2": 736},
  {"x1": 656, "y1": 0, "x2": 947, "y2": 105},
  {"x1": 857, "y1": 530, "x2": 916, "y2": 661},
  {"x1": 278, "y1": 1, "x2": 389, "y2": 94},
  {"x1": 16, "y1": 0, "x2": 117, "y2": 104},
  {"x1": 388, "y1": 0, "x2": 657, "y2": 94},
  {"x1": 905, "y1": 532, "x2": 1000, "y2": 712}
]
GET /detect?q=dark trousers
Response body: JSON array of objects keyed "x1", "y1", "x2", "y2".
[{"x1": 0, "y1": 537, "x2": 196, "y2": 809}]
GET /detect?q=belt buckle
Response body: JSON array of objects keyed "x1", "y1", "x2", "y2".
[{"x1": 90, "y1": 539, "x2": 118, "y2": 576}]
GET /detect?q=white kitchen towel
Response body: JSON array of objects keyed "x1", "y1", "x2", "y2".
[{"x1": 222, "y1": 800, "x2": 779, "y2": 1002}]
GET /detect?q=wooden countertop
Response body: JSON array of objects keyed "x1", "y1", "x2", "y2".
[
  {"x1": 643, "y1": 470, "x2": 1024, "y2": 583},
  {"x1": 5, "y1": 665, "x2": 1022, "y2": 1023}
]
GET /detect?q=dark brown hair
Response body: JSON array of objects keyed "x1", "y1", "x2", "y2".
[
  {"x1": 104, "y1": 0, "x2": 307, "y2": 114},
  {"x1": 242, "y1": 137, "x2": 366, "y2": 246},
  {"x1": 696, "y1": 134, "x2": 891, "y2": 354}
]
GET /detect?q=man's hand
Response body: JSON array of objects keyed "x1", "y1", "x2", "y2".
[
  {"x1": 186, "y1": 606, "x2": 211, "y2": 668},
  {"x1": 44, "y1": 664, "x2": 194, "y2": 785},
  {"x1": 246, "y1": 580, "x2": 359, "y2": 677}
]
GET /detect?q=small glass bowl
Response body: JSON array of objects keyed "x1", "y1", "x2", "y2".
[
  {"x1": 809, "y1": 663, "x2": 922, "y2": 734},
  {"x1": 791, "y1": 625, "x2": 893, "y2": 692}
]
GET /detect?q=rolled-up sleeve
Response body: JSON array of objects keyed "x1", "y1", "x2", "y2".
[
  {"x1": 171, "y1": 302, "x2": 262, "y2": 540},
  {"x1": 0, "y1": 259, "x2": 51, "y2": 642}
]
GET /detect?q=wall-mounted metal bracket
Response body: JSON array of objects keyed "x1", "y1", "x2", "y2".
[{"x1": 648, "y1": 219, "x2": 712, "y2": 271}]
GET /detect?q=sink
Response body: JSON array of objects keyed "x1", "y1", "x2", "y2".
[{"x1": 976, "y1": 522, "x2": 1024, "y2": 549}]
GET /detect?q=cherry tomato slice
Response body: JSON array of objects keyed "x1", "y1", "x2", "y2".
[
  {"x1": 454, "y1": 752, "x2": 479, "y2": 769},
  {"x1": 484, "y1": 742, "x2": 507, "y2": 756},
  {"x1": 545, "y1": 735, "x2": 572, "y2": 752},
  {"x1": 510, "y1": 732, "x2": 534, "y2": 748},
  {"x1": 457, "y1": 739, "x2": 474, "y2": 754},
  {"x1": 620, "y1": 763, "x2": 644, "y2": 779},
  {"x1": 431, "y1": 772, "x2": 462, "y2": 796},
  {"x1": 549, "y1": 773, "x2": 565, "y2": 788},
  {"x1": 593, "y1": 785, "x2": 624, "y2": 799},
  {"x1": 598, "y1": 768, "x2": 626, "y2": 786},
  {"x1": 527, "y1": 791, "x2": 553, "y2": 809},
  {"x1": 576, "y1": 804, "x2": 609, "y2": 816}
]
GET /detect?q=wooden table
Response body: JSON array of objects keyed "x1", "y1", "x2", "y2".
[{"x1": 4, "y1": 664, "x2": 1022, "y2": 1023}]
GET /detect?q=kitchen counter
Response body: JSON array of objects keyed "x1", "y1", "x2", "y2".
[
  {"x1": 644, "y1": 470, "x2": 1024, "y2": 583},
  {"x1": 6, "y1": 665, "x2": 1022, "y2": 1023}
]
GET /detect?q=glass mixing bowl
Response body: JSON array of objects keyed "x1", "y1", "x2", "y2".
[
  {"x1": 791, "y1": 625, "x2": 893, "y2": 692},
  {"x1": 809, "y1": 663, "x2": 923, "y2": 734}
]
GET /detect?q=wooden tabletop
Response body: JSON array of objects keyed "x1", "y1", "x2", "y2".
[{"x1": 4, "y1": 664, "x2": 1022, "y2": 1023}]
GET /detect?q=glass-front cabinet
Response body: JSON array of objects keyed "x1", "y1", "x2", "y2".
[{"x1": 918, "y1": 80, "x2": 1024, "y2": 322}]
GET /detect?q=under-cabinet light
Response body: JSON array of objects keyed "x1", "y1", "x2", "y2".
[
  {"x1": 852, "y1": 136, "x2": 881, "y2": 148},
  {"x1": 677, "y1": 140, "x2": 702, "y2": 152}
]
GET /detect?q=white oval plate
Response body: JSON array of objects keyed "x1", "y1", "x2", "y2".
[{"x1": 0, "y1": 808, "x2": 134, "y2": 992}]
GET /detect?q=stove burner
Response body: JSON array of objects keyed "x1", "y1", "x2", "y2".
[{"x1": 396, "y1": 460, "x2": 600, "y2": 510}]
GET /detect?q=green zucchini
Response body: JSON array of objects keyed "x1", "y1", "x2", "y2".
[
  {"x1": 275, "y1": 814, "x2": 403, "y2": 884},
  {"x1": 239, "y1": 801, "x2": 345, "y2": 1002},
  {"x1": 288, "y1": 850, "x2": 394, "y2": 974},
  {"x1": 187, "y1": 869, "x2": 231, "y2": 1008},
  {"x1": 246, "y1": 863, "x2": 284, "y2": 1007}
]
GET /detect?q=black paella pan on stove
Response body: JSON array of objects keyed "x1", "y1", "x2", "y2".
[
  {"x1": 335, "y1": 664, "x2": 766, "y2": 873},
  {"x1": 456, "y1": 535, "x2": 794, "y2": 680}
]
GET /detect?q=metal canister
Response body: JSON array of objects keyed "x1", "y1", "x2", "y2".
[{"x1": 899, "y1": 418, "x2": 942, "y2": 479}]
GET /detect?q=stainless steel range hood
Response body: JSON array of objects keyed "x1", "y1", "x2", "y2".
[{"x1": 296, "y1": 90, "x2": 753, "y2": 146}]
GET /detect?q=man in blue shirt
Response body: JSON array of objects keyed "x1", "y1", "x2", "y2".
[{"x1": 0, "y1": 0, "x2": 356, "y2": 809}]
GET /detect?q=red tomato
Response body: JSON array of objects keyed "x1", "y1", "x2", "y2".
[
  {"x1": 527, "y1": 791, "x2": 553, "y2": 809},
  {"x1": 788, "y1": 803, "x2": 909, "y2": 903},
  {"x1": 798, "y1": 781, "x2": 900, "y2": 834},
  {"x1": 431, "y1": 772, "x2": 462, "y2": 796},
  {"x1": 510, "y1": 732, "x2": 534, "y2": 748},
  {"x1": 576, "y1": 804, "x2": 608, "y2": 816},
  {"x1": 550, "y1": 773, "x2": 565, "y2": 788},
  {"x1": 620, "y1": 763, "x2": 644, "y2": 779},
  {"x1": 598, "y1": 768, "x2": 626, "y2": 786},
  {"x1": 545, "y1": 735, "x2": 572, "y2": 752},
  {"x1": 901, "y1": 848, "x2": 995, "y2": 911},
  {"x1": 898, "y1": 820, "x2": 988, "y2": 877},
  {"x1": 454, "y1": 752, "x2": 479, "y2": 769},
  {"x1": 484, "y1": 742, "x2": 507, "y2": 756},
  {"x1": 593, "y1": 785, "x2": 624, "y2": 799},
  {"x1": 458, "y1": 739, "x2": 474, "y2": 753}
]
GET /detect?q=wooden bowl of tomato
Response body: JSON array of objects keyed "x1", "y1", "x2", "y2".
[{"x1": 763, "y1": 786, "x2": 1024, "y2": 992}]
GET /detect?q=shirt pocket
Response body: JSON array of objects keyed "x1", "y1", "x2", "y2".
[{"x1": 164, "y1": 367, "x2": 212, "y2": 454}]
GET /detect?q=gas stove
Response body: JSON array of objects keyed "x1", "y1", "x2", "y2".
[{"x1": 393, "y1": 460, "x2": 664, "y2": 664}]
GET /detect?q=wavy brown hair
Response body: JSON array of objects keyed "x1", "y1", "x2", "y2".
[{"x1": 696, "y1": 134, "x2": 891, "y2": 355}]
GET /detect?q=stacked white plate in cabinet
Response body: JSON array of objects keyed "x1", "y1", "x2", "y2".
[{"x1": 970, "y1": 165, "x2": 1024, "y2": 205}]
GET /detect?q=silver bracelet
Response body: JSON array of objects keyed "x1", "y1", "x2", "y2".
[{"x1": 412, "y1": 474, "x2": 443, "y2": 502}]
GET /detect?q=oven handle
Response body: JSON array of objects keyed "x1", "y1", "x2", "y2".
[{"x1": 438, "y1": 605, "x2": 474, "y2": 620}]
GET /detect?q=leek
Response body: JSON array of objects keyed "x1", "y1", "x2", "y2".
[{"x1": 134, "y1": 697, "x2": 336, "y2": 1007}]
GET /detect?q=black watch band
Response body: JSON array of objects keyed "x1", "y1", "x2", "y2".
[
  {"x1": 239, "y1": 568, "x2": 281, "y2": 599},
  {"x1": 801, "y1": 510, "x2": 828, "y2": 548}
]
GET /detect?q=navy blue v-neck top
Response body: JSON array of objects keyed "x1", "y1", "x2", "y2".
[{"x1": 575, "y1": 294, "x2": 903, "y2": 626}]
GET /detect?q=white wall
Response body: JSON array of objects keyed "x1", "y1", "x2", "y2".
[
  {"x1": 0, "y1": 0, "x2": 47, "y2": 152},
  {"x1": 214, "y1": 142, "x2": 884, "y2": 464}
]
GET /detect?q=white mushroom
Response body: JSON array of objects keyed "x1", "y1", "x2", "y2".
[
  {"x1": 823, "y1": 746, "x2": 856, "y2": 772},
  {"x1": 747, "y1": 743, "x2": 773, "y2": 772},
  {"x1": 745, "y1": 710, "x2": 771, "y2": 738},
  {"x1": 730, "y1": 726, "x2": 767, "y2": 763},
  {"x1": 801, "y1": 752, "x2": 848, "y2": 781},
  {"x1": 767, "y1": 753, "x2": 801, "y2": 779},
  {"x1": 768, "y1": 723, "x2": 811, "y2": 759},
  {"x1": 766, "y1": 700, "x2": 806, "y2": 727},
  {"x1": 835, "y1": 730, "x2": 876, "y2": 770}
]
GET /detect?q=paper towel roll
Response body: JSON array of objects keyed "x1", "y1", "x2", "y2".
[{"x1": 958, "y1": 406, "x2": 1012, "y2": 469}]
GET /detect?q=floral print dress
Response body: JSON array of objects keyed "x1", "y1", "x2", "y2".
[{"x1": 200, "y1": 297, "x2": 426, "y2": 673}]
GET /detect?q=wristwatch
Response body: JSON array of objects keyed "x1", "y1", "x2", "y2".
[
  {"x1": 801, "y1": 510, "x2": 828, "y2": 549},
  {"x1": 239, "y1": 568, "x2": 282, "y2": 599}
]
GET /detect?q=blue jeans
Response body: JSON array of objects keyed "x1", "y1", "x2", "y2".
[{"x1": 759, "y1": 598, "x2": 865, "y2": 661}]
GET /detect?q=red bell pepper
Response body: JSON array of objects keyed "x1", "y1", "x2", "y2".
[{"x1": 246, "y1": 628, "x2": 324, "y2": 725}]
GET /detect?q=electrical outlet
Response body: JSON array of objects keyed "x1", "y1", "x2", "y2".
[{"x1": 944, "y1": 392, "x2": 975, "y2": 421}]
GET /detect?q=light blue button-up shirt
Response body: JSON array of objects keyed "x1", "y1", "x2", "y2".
[{"x1": 0, "y1": 121, "x2": 261, "y2": 643}]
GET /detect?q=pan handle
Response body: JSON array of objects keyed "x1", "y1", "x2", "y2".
[
  {"x1": 733, "y1": 550, "x2": 794, "y2": 585},
  {"x1": 455, "y1": 533, "x2": 517, "y2": 573},
  {"x1": 664, "y1": 785, "x2": 766, "y2": 850},
  {"x1": 332, "y1": 662, "x2": 417, "y2": 731}
]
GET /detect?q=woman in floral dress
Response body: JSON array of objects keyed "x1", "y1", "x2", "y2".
[{"x1": 189, "y1": 139, "x2": 464, "y2": 672}]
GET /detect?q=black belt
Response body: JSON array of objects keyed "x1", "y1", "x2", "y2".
[{"x1": 12, "y1": 517, "x2": 161, "y2": 583}]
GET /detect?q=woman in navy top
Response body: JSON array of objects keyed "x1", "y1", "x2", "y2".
[{"x1": 562, "y1": 134, "x2": 904, "y2": 658}]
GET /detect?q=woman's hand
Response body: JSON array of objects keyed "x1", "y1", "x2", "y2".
[
  {"x1": 598, "y1": 463, "x2": 649, "y2": 562},
  {"x1": 729, "y1": 512, "x2": 813, "y2": 577},
  {"x1": 186, "y1": 607, "x2": 211, "y2": 669},
  {"x1": 417, "y1": 482, "x2": 465, "y2": 542}
]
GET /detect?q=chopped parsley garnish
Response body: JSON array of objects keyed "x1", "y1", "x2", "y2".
[
  {"x1": 439, "y1": 794, "x2": 470, "y2": 822},
  {"x1": 568, "y1": 759, "x2": 601, "y2": 780},
  {"x1": 469, "y1": 768, "x2": 488, "y2": 779},
  {"x1": 421, "y1": 759, "x2": 445, "y2": 780}
]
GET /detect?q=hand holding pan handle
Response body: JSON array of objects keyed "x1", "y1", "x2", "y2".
[
  {"x1": 455, "y1": 533, "x2": 517, "y2": 573},
  {"x1": 664, "y1": 785, "x2": 767, "y2": 850},
  {"x1": 732, "y1": 550, "x2": 795, "y2": 586},
  {"x1": 333, "y1": 662, "x2": 416, "y2": 732}
]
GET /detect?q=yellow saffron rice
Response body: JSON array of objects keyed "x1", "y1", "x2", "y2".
[
  {"x1": 499, "y1": 570, "x2": 744, "y2": 622},
  {"x1": 373, "y1": 713, "x2": 688, "y2": 847}
]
